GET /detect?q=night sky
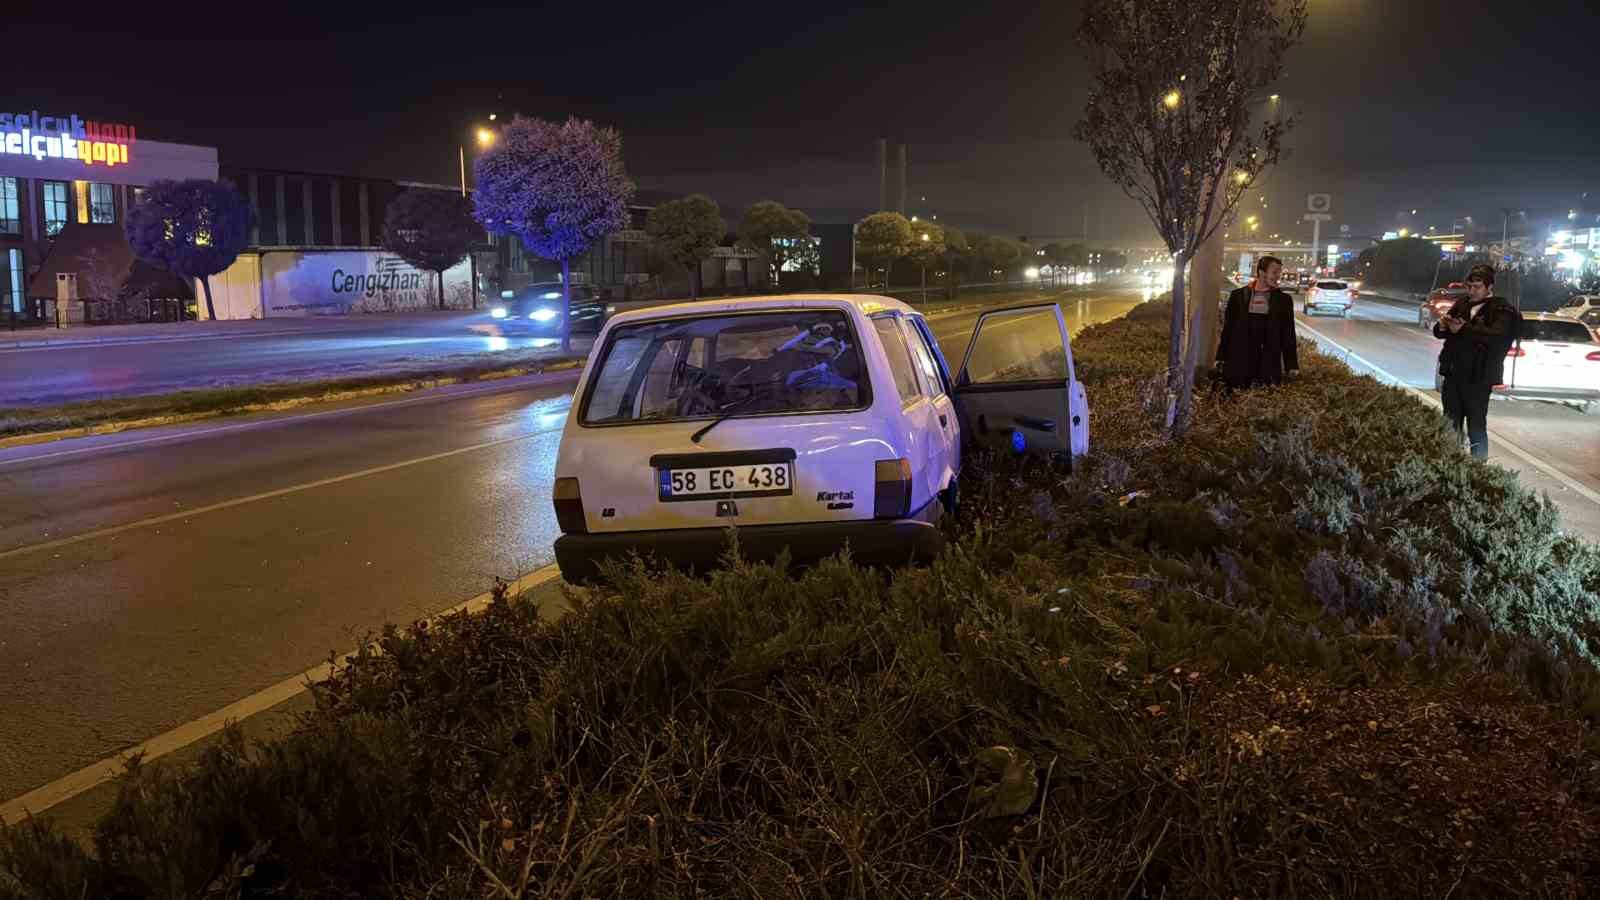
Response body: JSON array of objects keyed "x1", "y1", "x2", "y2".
[{"x1": 6, "y1": 0, "x2": 1598, "y2": 245}]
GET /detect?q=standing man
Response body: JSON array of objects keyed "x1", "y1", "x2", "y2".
[
  {"x1": 1433, "y1": 263, "x2": 1519, "y2": 458},
  {"x1": 1216, "y1": 255, "x2": 1299, "y2": 390}
]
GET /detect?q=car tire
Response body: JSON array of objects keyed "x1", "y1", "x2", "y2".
[
  {"x1": 1302, "y1": 305, "x2": 1310, "y2": 316},
  {"x1": 1341, "y1": 308, "x2": 1350, "y2": 319}
]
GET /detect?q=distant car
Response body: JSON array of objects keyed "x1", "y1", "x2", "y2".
[
  {"x1": 549, "y1": 294, "x2": 1089, "y2": 583},
  {"x1": 1418, "y1": 286, "x2": 1471, "y2": 329},
  {"x1": 1487, "y1": 313, "x2": 1600, "y2": 414},
  {"x1": 1555, "y1": 294, "x2": 1600, "y2": 318},
  {"x1": 1302, "y1": 279, "x2": 1357, "y2": 317},
  {"x1": 1578, "y1": 308, "x2": 1600, "y2": 330},
  {"x1": 486, "y1": 283, "x2": 606, "y2": 335}
]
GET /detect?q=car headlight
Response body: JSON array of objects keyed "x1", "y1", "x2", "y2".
[
  {"x1": 491, "y1": 307, "x2": 508, "y2": 319},
  {"x1": 530, "y1": 307, "x2": 558, "y2": 322}
]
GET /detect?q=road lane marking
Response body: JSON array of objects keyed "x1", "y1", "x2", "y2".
[
  {"x1": 1296, "y1": 318, "x2": 1600, "y2": 510},
  {"x1": 0, "y1": 564, "x2": 564, "y2": 824},
  {"x1": 0, "y1": 426, "x2": 560, "y2": 562},
  {"x1": 0, "y1": 370, "x2": 580, "y2": 470}
]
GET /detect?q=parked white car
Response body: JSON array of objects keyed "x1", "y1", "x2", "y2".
[
  {"x1": 1496, "y1": 313, "x2": 1600, "y2": 413},
  {"x1": 551, "y1": 294, "x2": 1089, "y2": 582}
]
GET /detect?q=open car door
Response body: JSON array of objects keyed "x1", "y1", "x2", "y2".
[{"x1": 951, "y1": 304, "x2": 1089, "y2": 460}]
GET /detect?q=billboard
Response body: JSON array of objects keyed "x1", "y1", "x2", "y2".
[{"x1": 259, "y1": 250, "x2": 473, "y2": 316}]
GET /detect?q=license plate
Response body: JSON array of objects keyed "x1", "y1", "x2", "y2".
[{"x1": 659, "y1": 463, "x2": 792, "y2": 500}]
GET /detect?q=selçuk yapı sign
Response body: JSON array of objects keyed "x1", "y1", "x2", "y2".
[{"x1": 0, "y1": 109, "x2": 137, "y2": 168}]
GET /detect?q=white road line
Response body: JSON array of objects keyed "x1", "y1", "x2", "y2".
[
  {"x1": 0, "y1": 564, "x2": 563, "y2": 824},
  {"x1": 0, "y1": 426, "x2": 556, "y2": 562},
  {"x1": 1296, "y1": 318, "x2": 1600, "y2": 510},
  {"x1": 0, "y1": 328, "x2": 327, "y2": 354},
  {"x1": 0, "y1": 369, "x2": 579, "y2": 469}
]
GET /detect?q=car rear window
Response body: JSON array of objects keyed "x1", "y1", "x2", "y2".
[
  {"x1": 1315, "y1": 281, "x2": 1347, "y2": 290},
  {"x1": 581, "y1": 310, "x2": 867, "y2": 424},
  {"x1": 1523, "y1": 320, "x2": 1594, "y2": 343}
]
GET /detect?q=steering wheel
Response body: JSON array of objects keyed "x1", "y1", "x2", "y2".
[{"x1": 676, "y1": 370, "x2": 721, "y2": 417}]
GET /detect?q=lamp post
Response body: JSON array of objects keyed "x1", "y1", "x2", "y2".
[{"x1": 459, "y1": 121, "x2": 496, "y2": 309}]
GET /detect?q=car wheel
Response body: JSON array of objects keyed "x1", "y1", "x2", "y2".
[
  {"x1": 1341, "y1": 307, "x2": 1350, "y2": 319},
  {"x1": 1302, "y1": 305, "x2": 1310, "y2": 316}
]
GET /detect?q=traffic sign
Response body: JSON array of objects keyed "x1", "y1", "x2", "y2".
[
  {"x1": 1339, "y1": 224, "x2": 1350, "y2": 234},
  {"x1": 1306, "y1": 193, "x2": 1332, "y2": 214}
]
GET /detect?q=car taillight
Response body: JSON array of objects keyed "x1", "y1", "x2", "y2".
[
  {"x1": 1587, "y1": 351, "x2": 1600, "y2": 362},
  {"x1": 1349, "y1": 289, "x2": 1359, "y2": 298},
  {"x1": 873, "y1": 458, "x2": 912, "y2": 519},
  {"x1": 1506, "y1": 348, "x2": 1525, "y2": 358},
  {"x1": 553, "y1": 477, "x2": 587, "y2": 534}
]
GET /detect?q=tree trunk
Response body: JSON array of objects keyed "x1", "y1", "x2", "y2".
[
  {"x1": 1175, "y1": 264, "x2": 1206, "y2": 435},
  {"x1": 689, "y1": 261, "x2": 699, "y2": 300},
  {"x1": 436, "y1": 269, "x2": 446, "y2": 311},
  {"x1": 200, "y1": 274, "x2": 217, "y2": 322},
  {"x1": 1166, "y1": 254, "x2": 1187, "y2": 431},
  {"x1": 560, "y1": 258, "x2": 572, "y2": 354}
]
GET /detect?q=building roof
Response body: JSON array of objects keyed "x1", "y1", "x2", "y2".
[{"x1": 27, "y1": 223, "x2": 193, "y2": 300}]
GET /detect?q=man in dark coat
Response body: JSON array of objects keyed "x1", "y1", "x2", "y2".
[
  {"x1": 1216, "y1": 255, "x2": 1299, "y2": 390},
  {"x1": 1433, "y1": 263, "x2": 1519, "y2": 459}
]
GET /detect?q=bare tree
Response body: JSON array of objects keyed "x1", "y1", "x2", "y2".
[{"x1": 1075, "y1": 0, "x2": 1306, "y2": 432}]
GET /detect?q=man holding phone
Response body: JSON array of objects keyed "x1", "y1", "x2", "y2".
[{"x1": 1433, "y1": 264, "x2": 1520, "y2": 458}]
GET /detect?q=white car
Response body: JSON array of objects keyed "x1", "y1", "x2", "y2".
[
  {"x1": 1496, "y1": 313, "x2": 1600, "y2": 413},
  {"x1": 1302, "y1": 279, "x2": 1358, "y2": 317},
  {"x1": 551, "y1": 294, "x2": 1089, "y2": 583},
  {"x1": 1556, "y1": 295, "x2": 1600, "y2": 318}
]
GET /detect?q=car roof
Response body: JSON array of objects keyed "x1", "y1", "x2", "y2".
[{"x1": 603, "y1": 293, "x2": 918, "y2": 327}]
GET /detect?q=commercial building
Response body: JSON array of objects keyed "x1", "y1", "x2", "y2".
[{"x1": 1, "y1": 107, "x2": 217, "y2": 324}]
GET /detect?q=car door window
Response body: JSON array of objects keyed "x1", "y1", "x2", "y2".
[
  {"x1": 901, "y1": 318, "x2": 947, "y2": 398},
  {"x1": 873, "y1": 316, "x2": 922, "y2": 406},
  {"x1": 960, "y1": 307, "x2": 1069, "y2": 385}
]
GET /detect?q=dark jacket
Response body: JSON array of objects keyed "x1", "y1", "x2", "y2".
[
  {"x1": 1433, "y1": 296, "x2": 1519, "y2": 385},
  {"x1": 1217, "y1": 284, "x2": 1299, "y2": 386}
]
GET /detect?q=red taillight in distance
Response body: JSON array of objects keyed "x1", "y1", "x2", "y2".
[
  {"x1": 1505, "y1": 347, "x2": 1526, "y2": 358},
  {"x1": 1586, "y1": 350, "x2": 1600, "y2": 362}
]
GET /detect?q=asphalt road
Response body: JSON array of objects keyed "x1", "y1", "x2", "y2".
[
  {"x1": 0, "y1": 287, "x2": 1149, "y2": 808},
  {"x1": 0, "y1": 312, "x2": 587, "y2": 407},
  {"x1": 1291, "y1": 292, "x2": 1600, "y2": 540}
]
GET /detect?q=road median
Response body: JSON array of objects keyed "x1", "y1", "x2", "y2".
[
  {"x1": 0, "y1": 354, "x2": 585, "y2": 447},
  {"x1": 6, "y1": 297, "x2": 1597, "y2": 896}
]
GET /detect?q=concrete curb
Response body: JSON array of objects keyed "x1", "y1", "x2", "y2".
[{"x1": 0, "y1": 359, "x2": 586, "y2": 451}]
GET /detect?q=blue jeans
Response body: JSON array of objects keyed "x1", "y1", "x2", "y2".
[{"x1": 1440, "y1": 378, "x2": 1491, "y2": 458}]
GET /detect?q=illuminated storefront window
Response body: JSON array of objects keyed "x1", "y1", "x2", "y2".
[
  {"x1": 1, "y1": 248, "x2": 22, "y2": 314},
  {"x1": 90, "y1": 182, "x2": 115, "y2": 224},
  {"x1": 43, "y1": 181, "x2": 69, "y2": 236},
  {"x1": 0, "y1": 177, "x2": 18, "y2": 234}
]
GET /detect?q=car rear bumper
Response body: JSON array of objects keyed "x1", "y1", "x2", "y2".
[{"x1": 554, "y1": 501, "x2": 945, "y2": 584}]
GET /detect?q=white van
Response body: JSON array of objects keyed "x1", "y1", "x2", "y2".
[{"x1": 551, "y1": 294, "x2": 1088, "y2": 582}]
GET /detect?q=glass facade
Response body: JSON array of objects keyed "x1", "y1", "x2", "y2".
[
  {"x1": 43, "y1": 181, "x2": 70, "y2": 236},
  {"x1": 89, "y1": 182, "x2": 116, "y2": 224},
  {"x1": 0, "y1": 177, "x2": 18, "y2": 234},
  {"x1": 1, "y1": 248, "x2": 23, "y2": 314}
]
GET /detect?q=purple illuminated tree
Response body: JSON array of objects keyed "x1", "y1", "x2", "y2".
[
  {"x1": 473, "y1": 116, "x2": 634, "y2": 350},
  {"x1": 124, "y1": 179, "x2": 253, "y2": 321},
  {"x1": 382, "y1": 189, "x2": 476, "y2": 310}
]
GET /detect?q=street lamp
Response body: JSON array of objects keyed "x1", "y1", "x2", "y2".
[
  {"x1": 1162, "y1": 89, "x2": 1181, "y2": 109},
  {"x1": 458, "y1": 119, "x2": 499, "y2": 309}
]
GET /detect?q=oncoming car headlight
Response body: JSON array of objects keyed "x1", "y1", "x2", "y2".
[
  {"x1": 530, "y1": 307, "x2": 558, "y2": 322},
  {"x1": 491, "y1": 307, "x2": 508, "y2": 319}
]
